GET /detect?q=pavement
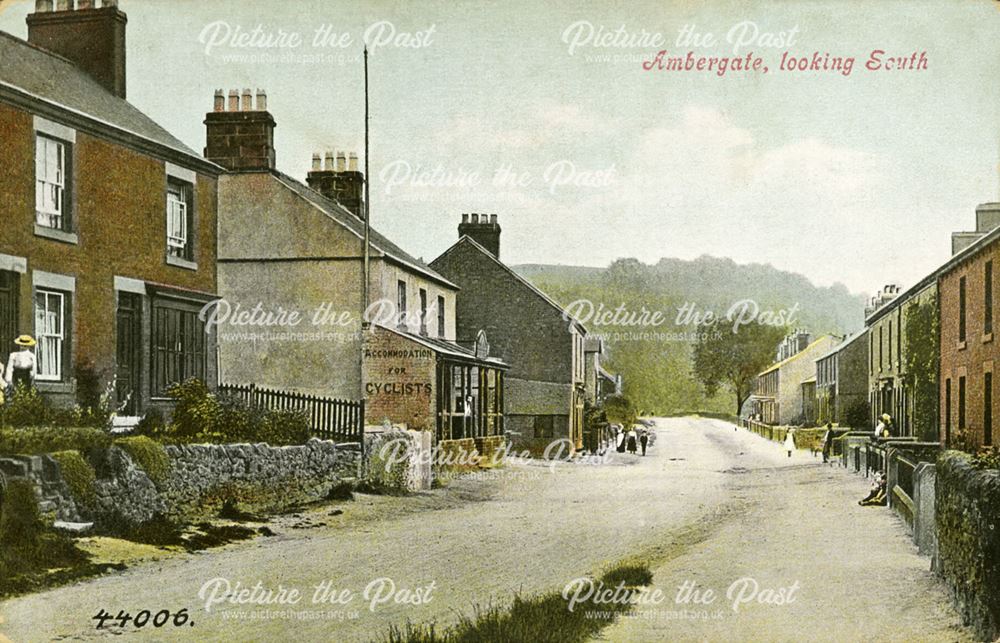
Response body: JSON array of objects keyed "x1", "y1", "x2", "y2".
[{"x1": 0, "y1": 417, "x2": 971, "y2": 642}]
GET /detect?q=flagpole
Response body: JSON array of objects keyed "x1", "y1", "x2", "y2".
[{"x1": 363, "y1": 45, "x2": 371, "y2": 312}]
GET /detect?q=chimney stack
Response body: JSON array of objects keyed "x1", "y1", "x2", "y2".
[
  {"x1": 27, "y1": 0, "x2": 127, "y2": 98},
  {"x1": 305, "y1": 149, "x2": 366, "y2": 220},
  {"x1": 458, "y1": 212, "x2": 502, "y2": 259},
  {"x1": 203, "y1": 88, "x2": 277, "y2": 172}
]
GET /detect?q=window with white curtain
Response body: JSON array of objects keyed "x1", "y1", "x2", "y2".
[
  {"x1": 35, "y1": 135, "x2": 67, "y2": 230},
  {"x1": 167, "y1": 181, "x2": 191, "y2": 258},
  {"x1": 34, "y1": 289, "x2": 65, "y2": 380}
]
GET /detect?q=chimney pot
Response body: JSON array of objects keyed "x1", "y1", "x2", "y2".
[
  {"x1": 255, "y1": 89, "x2": 267, "y2": 111},
  {"x1": 324, "y1": 151, "x2": 335, "y2": 171},
  {"x1": 28, "y1": 0, "x2": 128, "y2": 96},
  {"x1": 336, "y1": 151, "x2": 347, "y2": 172},
  {"x1": 348, "y1": 152, "x2": 358, "y2": 172},
  {"x1": 311, "y1": 153, "x2": 321, "y2": 171},
  {"x1": 458, "y1": 211, "x2": 501, "y2": 258},
  {"x1": 204, "y1": 89, "x2": 278, "y2": 171}
]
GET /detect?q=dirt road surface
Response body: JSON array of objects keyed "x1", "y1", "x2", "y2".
[{"x1": 0, "y1": 417, "x2": 969, "y2": 642}]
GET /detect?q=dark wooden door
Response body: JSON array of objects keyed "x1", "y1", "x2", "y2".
[
  {"x1": 116, "y1": 292, "x2": 141, "y2": 415},
  {"x1": 0, "y1": 271, "x2": 18, "y2": 359}
]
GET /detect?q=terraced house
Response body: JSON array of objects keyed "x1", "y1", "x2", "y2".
[
  {"x1": 814, "y1": 329, "x2": 868, "y2": 425},
  {"x1": 866, "y1": 277, "x2": 942, "y2": 440},
  {"x1": 0, "y1": 1, "x2": 221, "y2": 414},
  {"x1": 938, "y1": 202, "x2": 1000, "y2": 449},
  {"x1": 750, "y1": 331, "x2": 839, "y2": 425}
]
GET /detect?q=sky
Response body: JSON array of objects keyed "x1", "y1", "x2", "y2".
[{"x1": 2, "y1": 0, "x2": 998, "y2": 297}]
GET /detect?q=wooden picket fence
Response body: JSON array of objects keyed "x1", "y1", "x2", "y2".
[{"x1": 218, "y1": 382, "x2": 365, "y2": 445}]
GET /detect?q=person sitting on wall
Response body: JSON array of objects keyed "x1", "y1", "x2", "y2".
[
  {"x1": 5, "y1": 335, "x2": 37, "y2": 398},
  {"x1": 873, "y1": 414, "x2": 893, "y2": 440},
  {"x1": 859, "y1": 473, "x2": 888, "y2": 506}
]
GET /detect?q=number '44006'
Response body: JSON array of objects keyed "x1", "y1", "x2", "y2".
[{"x1": 92, "y1": 608, "x2": 192, "y2": 629}]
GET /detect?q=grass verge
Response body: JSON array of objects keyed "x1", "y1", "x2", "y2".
[{"x1": 383, "y1": 559, "x2": 653, "y2": 643}]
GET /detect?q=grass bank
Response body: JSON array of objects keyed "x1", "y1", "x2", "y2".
[{"x1": 383, "y1": 560, "x2": 653, "y2": 643}]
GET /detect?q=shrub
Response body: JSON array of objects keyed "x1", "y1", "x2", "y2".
[
  {"x1": 258, "y1": 408, "x2": 311, "y2": 446},
  {"x1": 72, "y1": 363, "x2": 116, "y2": 429},
  {"x1": 0, "y1": 385, "x2": 54, "y2": 427},
  {"x1": 114, "y1": 436, "x2": 170, "y2": 486},
  {"x1": 0, "y1": 426, "x2": 111, "y2": 456},
  {"x1": 157, "y1": 380, "x2": 311, "y2": 446},
  {"x1": 134, "y1": 407, "x2": 166, "y2": 439},
  {"x1": 167, "y1": 378, "x2": 220, "y2": 439},
  {"x1": 842, "y1": 401, "x2": 871, "y2": 431},
  {"x1": 971, "y1": 445, "x2": 1000, "y2": 470},
  {"x1": 50, "y1": 450, "x2": 97, "y2": 505},
  {"x1": 0, "y1": 478, "x2": 43, "y2": 550}
]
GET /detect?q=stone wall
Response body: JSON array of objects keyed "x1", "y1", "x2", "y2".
[
  {"x1": 0, "y1": 455, "x2": 82, "y2": 522},
  {"x1": 363, "y1": 429, "x2": 431, "y2": 492},
  {"x1": 935, "y1": 451, "x2": 1000, "y2": 641},
  {"x1": 8, "y1": 439, "x2": 357, "y2": 530},
  {"x1": 158, "y1": 439, "x2": 359, "y2": 522}
]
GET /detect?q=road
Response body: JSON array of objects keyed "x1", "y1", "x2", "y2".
[{"x1": 0, "y1": 418, "x2": 969, "y2": 642}]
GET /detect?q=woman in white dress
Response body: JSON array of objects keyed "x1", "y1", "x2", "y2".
[{"x1": 783, "y1": 428, "x2": 795, "y2": 458}]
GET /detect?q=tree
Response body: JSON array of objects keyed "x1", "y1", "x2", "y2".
[{"x1": 692, "y1": 323, "x2": 787, "y2": 416}]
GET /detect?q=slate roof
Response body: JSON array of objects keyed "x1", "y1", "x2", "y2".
[
  {"x1": 815, "y1": 328, "x2": 867, "y2": 362},
  {"x1": 271, "y1": 171, "x2": 458, "y2": 289},
  {"x1": 0, "y1": 31, "x2": 212, "y2": 170},
  {"x1": 431, "y1": 235, "x2": 588, "y2": 334},
  {"x1": 376, "y1": 324, "x2": 507, "y2": 367}
]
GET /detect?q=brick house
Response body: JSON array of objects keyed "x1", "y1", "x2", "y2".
[
  {"x1": 750, "y1": 332, "x2": 839, "y2": 425},
  {"x1": 0, "y1": 1, "x2": 221, "y2": 414},
  {"x1": 866, "y1": 279, "x2": 938, "y2": 439},
  {"x1": 938, "y1": 203, "x2": 1000, "y2": 449},
  {"x1": 430, "y1": 217, "x2": 588, "y2": 455},
  {"x1": 206, "y1": 96, "x2": 505, "y2": 445},
  {"x1": 814, "y1": 329, "x2": 868, "y2": 425}
]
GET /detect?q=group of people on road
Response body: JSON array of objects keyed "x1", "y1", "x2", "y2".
[
  {"x1": 0, "y1": 335, "x2": 38, "y2": 404},
  {"x1": 613, "y1": 425, "x2": 650, "y2": 456}
]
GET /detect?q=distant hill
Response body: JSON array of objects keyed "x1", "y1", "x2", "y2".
[{"x1": 513, "y1": 256, "x2": 867, "y2": 415}]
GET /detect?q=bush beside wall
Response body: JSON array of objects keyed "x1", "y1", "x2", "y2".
[{"x1": 935, "y1": 451, "x2": 1000, "y2": 642}]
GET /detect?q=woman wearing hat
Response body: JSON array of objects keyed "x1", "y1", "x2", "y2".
[
  {"x1": 874, "y1": 413, "x2": 892, "y2": 439},
  {"x1": 5, "y1": 335, "x2": 38, "y2": 395}
]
